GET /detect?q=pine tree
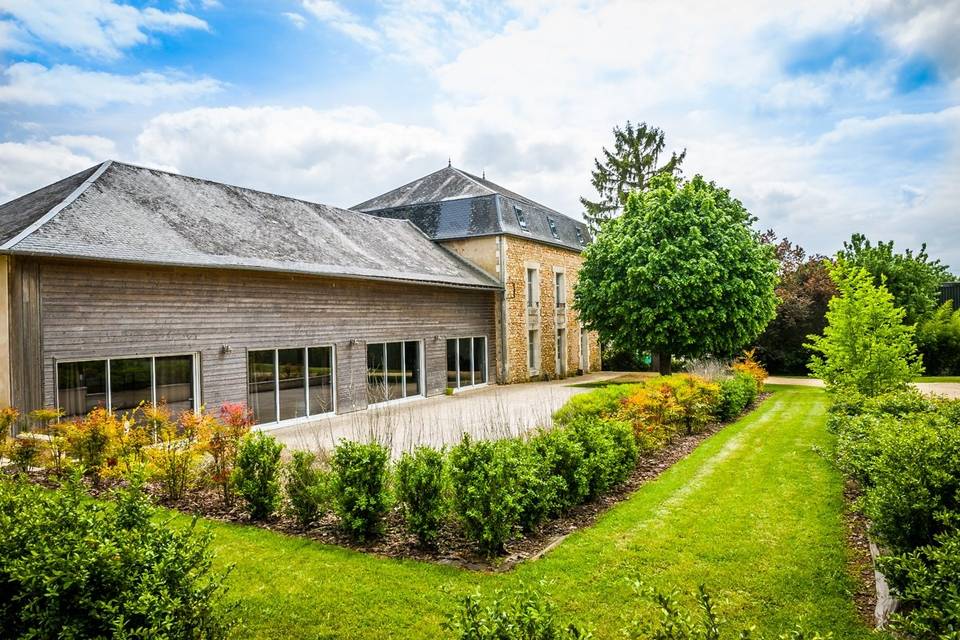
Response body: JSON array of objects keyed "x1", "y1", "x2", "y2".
[{"x1": 580, "y1": 121, "x2": 686, "y2": 229}]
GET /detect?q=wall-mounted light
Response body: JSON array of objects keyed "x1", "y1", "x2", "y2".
[
  {"x1": 220, "y1": 344, "x2": 232, "y2": 355},
  {"x1": 349, "y1": 338, "x2": 361, "y2": 346},
  {"x1": 434, "y1": 335, "x2": 442, "y2": 341}
]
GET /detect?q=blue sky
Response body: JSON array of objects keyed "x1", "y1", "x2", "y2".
[{"x1": 0, "y1": 0, "x2": 958, "y2": 270}]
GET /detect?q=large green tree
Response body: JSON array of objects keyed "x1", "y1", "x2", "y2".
[
  {"x1": 838, "y1": 233, "x2": 952, "y2": 324},
  {"x1": 574, "y1": 174, "x2": 778, "y2": 374},
  {"x1": 805, "y1": 259, "x2": 923, "y2": 396},
  {"x1": 579, "y1": 121, "x2": 685, "y2": 230}
]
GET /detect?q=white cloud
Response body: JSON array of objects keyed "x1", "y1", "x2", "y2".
[
  {"x1": 134, "y1": 105, "x2": 452, "y2": 206},
  {"x1": 300, "y1": 0, "x2": 379, "y2": 47},
  {"x1": 0, "y1": 62, "x2": 222, "y2": 108},
  {"x1": 0, "y1": 0, "x2": 208, "y2": 59},
  {"x1": 283, "y1": 12, "x2": 307, "y2": 30},
  {"x1": 0, "y1": 137, "x2": 107, "y2": 203}
]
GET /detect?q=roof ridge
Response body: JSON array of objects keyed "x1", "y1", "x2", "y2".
[
  {"x1": 449, "y1": 166, "x2": 497, "y2": 195},
  {"x1": 0, "y1": 160, "x2": 112, "y2": 251}
]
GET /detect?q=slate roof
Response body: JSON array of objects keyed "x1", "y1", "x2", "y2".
[
  {"x1": 0, "y1": 161, "x2": 501, "y2": 290},
  {"x1": 353, "y1": 166, "x2": 591, "y2": 252}
]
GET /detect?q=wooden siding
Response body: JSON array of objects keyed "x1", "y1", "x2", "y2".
[
  {"x1": 32, "y1": 258, "x2": 496, "y2": 416},
  {"x1": 8, "y1": 257, "x2": 42, "y2": 414}
]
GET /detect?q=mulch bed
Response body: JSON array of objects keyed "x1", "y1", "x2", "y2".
[
  {"x1": 6, "y1": 395, "x2": 768, "y2": 573},
  {"x1": 842, "y1": 479, "x2": 880, "y2": 626}
]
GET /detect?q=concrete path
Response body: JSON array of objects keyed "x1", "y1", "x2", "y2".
[
  {"x1": 766, "y1": 376, "x2": 960, "y2": 399},
  {"x1": 268, "y1": 371, "x2": 623, "y2": 456}
]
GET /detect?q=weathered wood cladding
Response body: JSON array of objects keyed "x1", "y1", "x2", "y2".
[
  {"x1": 8, "y1": 257, "x2": 42, "y2": 413},
  {"x1": 35, "y1": 259, "x2": 497, "y2": 415}
]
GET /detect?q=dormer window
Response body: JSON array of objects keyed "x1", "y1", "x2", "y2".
[
  {"x1": 547, "y1": 217, "x2": 560, "y2": 239},
  {"x1": 514, "y1": 206, "x2": 529, "y2": 231},
  {"x1": 575, "y1": 227, "x2": 585, "y2": 246}
]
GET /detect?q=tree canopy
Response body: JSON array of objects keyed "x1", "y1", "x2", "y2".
[
  {"x1": 805, "y1": 259, "x2": 923, "y2": 396},
  {"x1": 574, "y1": 174, "x2": 778, "y2": 374},
  {"x1": 838, "y1": 233, "x2": 952, "y2": 325},
  {"x1": 579, "y1": 121, "x2": 685, "y2": 230}
]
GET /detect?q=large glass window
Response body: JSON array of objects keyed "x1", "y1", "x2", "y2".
[
  {"x1": 367, "y1": 340, "x2": 422, "y2": 405},
  {"x1": 155, "y1": 355, "x2": 194, "y2": 415},
  {"x1": 308, "y1": 347, "x2": 333, "y2": 415},
  {"x1": 446, "y1": 336, "x2": 487, "y2": 389},
  {"x1": 57, "y1": 360, "x2": 107, "y2": 417},
  {"x1": 528, "y1": 329, "x2": 540, "y2": 372},
  {"x1": 57, "y1": 354, "x2": 198, "y2": 419},
  {"x1": 248, "y1": 346, "x2": 336, "y2": 425},
  {"x1": 526, "y1": 267, "x2": 539, "y2": 308},
  {"x1": 555, "y1": 272, "x2": 566, "y2": 308},
  {"x1": 248, "y1": 350, "x2": 277, "y2": 424},
  {"x1": 278, "y1": 348, "x2": 307, "y2": 421}
]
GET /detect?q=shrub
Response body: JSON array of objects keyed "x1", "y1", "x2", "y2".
[
  {"x1": 202, "y1": 403, "x2": 253, "y2": 506},
  {"x1": 512, "y1": 440, "x2": 565, "y2": 533},
  {"x1": 148, "y1": 409, "x2": 203, "y2": 502},
  {"x1": 530, "y1": 428, "x2": 589, "y2": 511},
  {"x1": 0, "y1": 406, "x2": 19, "y2": 462},
  {"x1": 618, "y1": 374, "x2": 720, "y2": 442},
  {"x1": 449, "y1": 435, "x2": 523, "y2": 555},
  {"x1": 10, "y1": 435, "x2": 43, "y2": 473},
  {"x1": 233, "y1": 431, "x2": 284, "y2": 520},
  {"x1": 916, "y1": 300, "x2": 960, "y2": 375},
  {"x1": 444, "y1": 585, "x2": 590, "y2": 640},
  {"x1": 566, "y1": 417, "x2": 637, "y2": 499},
  {"x1": 0, "y1": 472, "x2": 233, "y2": 639},
  {"x1": 880, "y1": 525, "x2": 960, "y2": 638},
  {"x1": 717, "y1": 372, "x2": 758, "y2": 421},
  {"x1": 732, "y1": 348, "x2": 768, "y2": 391},
  {"x1": 331, "y1": 440, "x2": 391, "y2": 540},
  {"x1": 395, "y1": 446, "x2": 447, "y2": 546},
  {"x1": 66, "y1": 406, "x2": 120, "y2": 478},
  {"x1": 552, "y1": 384, "x2": 636, "y2": 425},
  {"x1": 284, "y1": 449, "x2": 331, "y2": 529}
]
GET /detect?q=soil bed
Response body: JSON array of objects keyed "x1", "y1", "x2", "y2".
[{"x1": 842, "y1": 480, "x2": 882, "y2": 627}]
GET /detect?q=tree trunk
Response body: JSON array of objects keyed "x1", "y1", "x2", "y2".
[{"x1": 657, "y1": 351, "x2": 672, "y2": 376}]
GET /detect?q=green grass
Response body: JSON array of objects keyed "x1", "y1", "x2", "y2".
[{"x1": 195, "y1": 386, "x2": 874, "y2": 639}]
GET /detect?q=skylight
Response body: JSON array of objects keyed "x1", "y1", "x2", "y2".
[
  {"x1": 575, "y1": 228, "x2": 585, "y2": 245},
  {"x1": 547, "y1": 217, "x2": 560, "y2": 239},
  {"x1": 514, "y1": 206, "x2": 529, "y2": 230}
]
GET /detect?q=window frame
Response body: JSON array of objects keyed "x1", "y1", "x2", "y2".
[
  {"x1": 445, "y1": 335, "x2": 489, "y2": 391},
  {"x1": 526, "y1": 266, "x2": 540, "y2": 309},
  {"x1": 554, "y1": 270, "x2": 566, "y2": 308},
  {"x1": 247, "y1": 344, "x2": 337, "y2": 427},
  {"x1": 528, "y1": 328, "x2": 541, "y2": 375},
  {"x1": 54, "y1": 352, "x2": 201, "y2": 418},
  {"x1": 575, "y1": 227, "x2": 585, "y2": 246},
  {"x1": 514, "y1": 205, "x2": 529, "y2": 231},
  {"x1": 365, "y1": 339, "x2": 424, "y2": 407},
  {"x1": 547, "y1": 216, "x2": 560, "y2": 239}
]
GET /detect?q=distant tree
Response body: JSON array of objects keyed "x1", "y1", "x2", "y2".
[
  {"x1": 579, "y1": 121, "x2": 686, "y2": 230},
  {"x1": 839, "y1": 233, "x2": 952, "y2": 324},
  {"x1": 754, "y1": 232, "x2": 837, "y2": 373},
  {"x1": 806, "y1": 259, "x2": 923, "y2": 396},
  {"x1": 575, "y1": 174, "x2": 778, "y2": 375}
]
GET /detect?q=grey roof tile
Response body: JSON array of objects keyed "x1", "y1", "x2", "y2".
[
  {"x1": 353, "y1": 166, "x2": 591, "y2": 252},
  {"x1": 0, "y1": 161, "x2": 500, "y2": 290}
]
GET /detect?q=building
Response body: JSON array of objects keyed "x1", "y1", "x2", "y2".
[
  {"x1": 0, "y1": 161, "x2": 500, "y2": 429},
  {"x1": 354, "y1": 164, "x2": 601, "y2": 384},
  {"x1": 940, "y1": 282, "x2": 960, "y2": 309}
]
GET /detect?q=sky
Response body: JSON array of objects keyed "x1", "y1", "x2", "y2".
[{"x1": 0, "y1": 0, "x2": 958, "y2": 270}]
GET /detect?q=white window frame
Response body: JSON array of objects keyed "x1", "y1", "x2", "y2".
[
  {"x1": 528, "y1": 328, "x2": 541, "y2": 375},
  {"x1": 248, "y1": 344, "x2": 337, "y2": 429},
  {"x1": 526, "y1": 265, "x2": 540, "y2": 310},
  {"x1": 365, "y1": 339, "x2": 425, "y2": 408},
  {"x1": 54, "y1": 352, "x2": 201, "y2": 418},
  {"x1": 554, "y1": 268, "x2": 566, "y2": 308},
  {"x1": 547, "y1": 216, "x2": 560, "y2": 239},
  {"x1": 514, "y1": 205, "x2": 530, "y2": 231},
  {"x1": 446, "y1": 335, "x2": 489, "y2": 392}
]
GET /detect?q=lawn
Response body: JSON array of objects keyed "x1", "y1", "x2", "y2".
[{"x1": 194, "y1": 385, "x2": 874, "y2": 639}]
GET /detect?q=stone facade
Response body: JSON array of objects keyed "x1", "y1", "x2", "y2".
[{"x1": 440, "y1": 234, "x2": 601, "y2": 384}]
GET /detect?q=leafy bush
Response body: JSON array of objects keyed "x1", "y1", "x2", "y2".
[
  {"x1": 717, "y1": 372, "x2": 758, "y2": 421},
  {"x1": 552, "y1": 384, "x2": 636, "y2": 425},
  {"x1": 395, "y1": 446, "x2": 447, "y2": 546},
  {"x1": 148, "y1": 409, "x2": 204, "y2": 502},
  {"x1": 916, "y1": 300, "x2": 960, "y2": 375},
  {"x1": 284, "y1": 449, "x2": 331, "y2": 528},
  {"x1": 880, "y1": 525, "x2": 960, "y2": 638},
  {"x1": 529, "y1": 428, "x2": 589, "y2": 512},
  {"x1": 331, "y1": 440, "x2": 391, "y2": 540},
  {"x1": 0, "y1": 472, "x2": 233, "y2": 639},
  {"x1": 202, "y1": 403, "x2": 253, "y2": 506},
  {"x1": 66, "y1": 406, "x2": 120, "y2": 477},
  {"x1": 731, "y1": 348, "x2": 768, "y2": 391},
  {"x1": 444, "y1": 585, "x2": 590, "y2": 640},
  {"x1": 565, "y1": 417, "x2": 637, "y2": 499},
  {"x1": 233, "y1": 431, "x2": 284, "y2": 520},
  {"x1": 9, "y1": 435, "x2": 43, "y2": 473},
  {"x1": 449, "y1": 436, "x2": 523, "y2": 555},
  {"x1": 618, "y1": 374, "x2": 720, "y2": 443},
  {"x1": 512, "y1": 439, "x2": 566, "y2": 533}
]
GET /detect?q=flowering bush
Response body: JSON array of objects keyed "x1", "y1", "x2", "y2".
[
  {"x1": 66, "y1": 407, "x2": 120, "y2": 479},
  {"x1": 201, "y1": 403, "x2": 253, "y2": 505},
  {"x1": 732, "y1": 348, "x2": 768, "y2": 391},
  {"x1": 148, "y1": 408, "x2": 203, "y2": 501}
]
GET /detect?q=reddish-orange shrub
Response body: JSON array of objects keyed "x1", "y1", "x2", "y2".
[{"x1": 732, "y1": 348, "x2": 768, "y2": 391}]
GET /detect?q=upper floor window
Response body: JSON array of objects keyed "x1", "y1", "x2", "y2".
[
  {"x1": 526, "y1": 267, "x2": 539, "y2": 309},
  {"x1": 555, "y1": 271, "x2": 566, "y2": 308},
  {"x1": 575, "y1": 227, "x2": 585, "y2": 246},
  {"x1": 514, "y1": 206, "x2": 529, "y2": 231},
  {"x1": 547, "y1": 217, "x2": 560, "y2": 239}
]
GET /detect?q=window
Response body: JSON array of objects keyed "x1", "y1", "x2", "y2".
[
  {"x1": 446, "y1": 336, "x2": 487, "y2": 388},
  {"x1": 547, "y1": 217, "x2": 560, "y2": 239},
  {"x1": 528, "y1": 329, "x2": 540, "y2": 372},
  {"x1": 556, "y1": 328, "x2": 567, "y2": 375},
  {"x1": 367, "y1": 341, "x2": 421, "y2": 405},
  {"x1": 555, "y1": 271, "x2": 566, "y2": 308},
  {"x1": 247, "y1": 346, "x2": 335, "y2": 425},
  {"x1": 526, "y1": 267, "x2": 539, "y2": 309},
  {"x1": 514, "y1": 205, "x2": 528, "y2": 230},
  {"x1": 575, "y1": 227, "x2": 585, "y2": 246},
  {"x1": 56, "y1": 354, "x2": 198, "y2": 420}
]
